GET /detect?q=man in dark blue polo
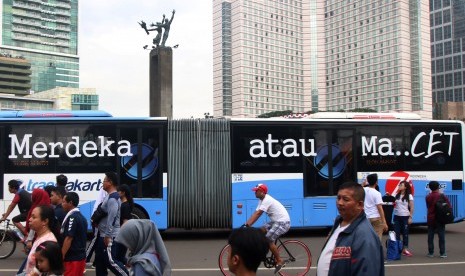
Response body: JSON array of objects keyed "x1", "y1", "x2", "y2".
[{"x1": 62, "y1": 192, "x2": 88, "y2": 275}]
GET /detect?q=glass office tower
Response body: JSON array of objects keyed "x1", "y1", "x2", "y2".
[{"x1": 0, "y1": 0, "x2": 79, "y2": 93}]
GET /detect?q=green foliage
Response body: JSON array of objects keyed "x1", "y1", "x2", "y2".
[{"x1": 257, "y1": 110, "x2": 293, "y2": 118}]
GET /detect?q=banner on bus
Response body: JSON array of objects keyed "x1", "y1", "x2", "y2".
[{"x1": 3, "y1": 173, "x2": 104, "y2": 201}]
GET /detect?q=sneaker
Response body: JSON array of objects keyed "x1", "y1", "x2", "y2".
[
  {"x1": 427, "y1": 253, "x2": 434, "y2": 258},
  {"x1": 440, "y1": 254, "x2": 447, "y2": 258},
  {"x1": 402, "y1": 250, "x2": 413, "y2": 257}
]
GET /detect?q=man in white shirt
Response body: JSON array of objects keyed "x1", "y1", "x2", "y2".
[
  {"x1": 245, "y1": 183, "x2": 291, "y2": 274},
  {"x1": 364, "y1": 173, "x2": 388, "y2": 241}
]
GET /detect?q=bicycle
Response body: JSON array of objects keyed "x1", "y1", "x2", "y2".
[
  {"x1": 0, "y1": 219, "x2": 24, "y2": 259},
  {"x1": 219, "y1": 236, "x2": 312, "y2": 276}
]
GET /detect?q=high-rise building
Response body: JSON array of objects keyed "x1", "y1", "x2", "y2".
[
  {"x1": 213, "y1": 0, "x2": 432, "y2": 119},
  {"x1": 0, "y1": 54, "x2": 31, "y2": 94},
  {"x1": 430, "y1": 0, "x2": 465, "y2": 119},
  {"x1": 0, "y1": 0, "x2": 79, "y2": 93},
  {"x1": 213, "y1": 0, "x2": 316, "y2": 117}
]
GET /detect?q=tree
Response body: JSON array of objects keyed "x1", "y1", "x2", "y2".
[{"x1": 257, "y1": 110, "x2": 293, "y2": 118}]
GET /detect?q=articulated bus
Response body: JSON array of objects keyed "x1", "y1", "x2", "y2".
[{"x1": 0, "y1": 110, "x2": 464, "y2": 230}]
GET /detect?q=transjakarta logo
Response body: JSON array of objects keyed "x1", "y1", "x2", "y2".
[
  {"x1": 4, "y1": 174, "x2": 105, "y2": 201},
  {"x1": 8, "y1": 134, "x2": 133, "y2": 159}
]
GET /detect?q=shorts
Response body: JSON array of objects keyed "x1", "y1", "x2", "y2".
[
  {"x1": 263, "y1": 221, "x2": 290, "y2": 242},
  {"x1": 12, "y1": 212, "x2": 27, "y2": 223},
  {"x1": 64, "y1": 260, "x2": 86, "y2": 276}
]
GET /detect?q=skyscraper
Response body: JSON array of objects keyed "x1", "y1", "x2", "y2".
[
  {"x1": 213, "y1": 0, "x2": 315, "y2": 117},
  {"x1": 430, "y1": 0, "x2": 465, "y2": 119},
  {"x1": 213, "y1": 0, "x2": 432, "y2": 119},
  {"x1": 0, "y1": 0, "x2": 79, "y2": 93}
]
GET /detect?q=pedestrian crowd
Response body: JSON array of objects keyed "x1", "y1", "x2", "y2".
[
  {"x1": 226, "y1": 176, "x2": 454, "y2": 276},
  {"x1": 0, "y1": 173, "x2": 171, "y2": 276},
  {"x1": 0, "y1": 171, "x2": 454, "y2": 276}
]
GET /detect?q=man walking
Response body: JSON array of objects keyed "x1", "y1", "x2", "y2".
[
  {"x1": 364, "y1": 173, "x2": 388, "y2": 241},
  {"x1": 95, "y1": 172, "x2": 128, "y2": 276},
  {"x1": 426, "y1": 181, "x2": 451, "y2": 258},
  {"x1": 317, "y1": 182, "x2": 384, "y2": 276},
  {"x1": 62, "y1": 192, "x2": 88, "y2": 275}
]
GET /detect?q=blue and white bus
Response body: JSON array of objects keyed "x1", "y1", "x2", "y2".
[{"x1": 1, "y1": 111, "x2": 464, "y2": 230}]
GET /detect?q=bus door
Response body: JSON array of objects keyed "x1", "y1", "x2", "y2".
[
  {"x1": 302, "y1": 128, "x2": 356, "y2": 227},
  {"x1": 118, "y1": 125, "x2": 167, "y2": 228}
]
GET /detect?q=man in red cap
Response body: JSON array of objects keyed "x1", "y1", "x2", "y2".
[{"x1": 245, "y1": 183, "x2": 290, "y2": 274}]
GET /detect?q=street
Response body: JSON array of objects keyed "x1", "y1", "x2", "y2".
[{"x1": 1, "y1": 221, "x2": 464, "y2": 275}]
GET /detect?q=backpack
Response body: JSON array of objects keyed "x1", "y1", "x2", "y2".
[{"x1": 435, "y1": 194, "x2": 454, "y2": 224}]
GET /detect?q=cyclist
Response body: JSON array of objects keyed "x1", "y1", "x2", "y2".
[
  {"x1": 244, "y1": 183, "x2": 290, "y2": 274},
  {"x1": 0, "y1": 179, "x2": 32, "y2": 236}
]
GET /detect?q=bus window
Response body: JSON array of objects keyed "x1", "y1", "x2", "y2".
[
  {"x1": 304, "y1": 129, "x2": 355, "y2": 196},
  {"x1": 231, "y1": 125, "x2": 303, "y2": 174},
  {"x1": 119, "y1": 127, "x2": 162, "y2": 198}
]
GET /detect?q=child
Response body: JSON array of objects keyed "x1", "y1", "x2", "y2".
[{"x1": 31, "y1": 241, "x2": 64, "y2": 276}]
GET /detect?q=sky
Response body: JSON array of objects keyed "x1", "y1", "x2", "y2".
[{"x1": 79, "y1": 0, "x2": 213, "y2": 118}]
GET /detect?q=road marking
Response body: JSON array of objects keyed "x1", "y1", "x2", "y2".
[{"x1": 0, "y1": 261, "x2": 463, "y2": 273}]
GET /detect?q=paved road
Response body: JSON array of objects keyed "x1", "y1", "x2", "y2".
[{"x1": 1, "y1": 221, "x2": 464, "y2": 275}]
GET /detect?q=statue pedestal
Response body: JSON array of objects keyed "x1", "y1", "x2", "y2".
[{"x1": 149, "y1": 47, "x2": 173, "y2": 118}]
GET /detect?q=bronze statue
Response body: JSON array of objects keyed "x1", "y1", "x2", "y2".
[{"x1": 139, "y1": 10, "x2": 175, "y2": 48}]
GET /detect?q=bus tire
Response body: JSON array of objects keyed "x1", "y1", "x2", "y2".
[{"x1": 131, "y1": 205, "x2": 149, "y2": 220}]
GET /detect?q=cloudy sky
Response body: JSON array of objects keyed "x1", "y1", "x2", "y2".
[{"x1": 79, "y1": 0, "x2": 213, "y2": 118}]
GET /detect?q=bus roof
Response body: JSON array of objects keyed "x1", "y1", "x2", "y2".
[
  {"x1": 308, "y1": 112, "x2": 422, "y2": 120},
  {"x1": 0, "y1": 110, "x2": 113, "y2": 118}
]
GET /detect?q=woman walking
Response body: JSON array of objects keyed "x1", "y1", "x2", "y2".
[{"x1": 393, "y1": 180, "x2": 414, "y2": 256}]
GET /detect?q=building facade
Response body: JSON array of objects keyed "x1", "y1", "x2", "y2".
[
  {"x1": 0, "y1": 54, "x2": 31, "y2": 94},
  {"x1": 0, "y1": 0, "x2": 79, "y2": 93},
  {"x1": 213, "y1": 0, "x2": 432, "y2": 119},
  {"x1": 430, "y1": 0, "x2": 465, "y2": 119},
  {"x1": 25, "y1": 87, "x2": 98, "y2": 110},
  {"x1": 213, "y1": 0, "x2": 317, "y2": 117}
]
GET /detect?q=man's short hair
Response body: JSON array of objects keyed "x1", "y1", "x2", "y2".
[
  {"x1": 64, "y1": 192, "x2": 79, "y2": 207},
  {"x1": 339, "y1": 182, "x2": 365, "y2": 202},
  {"x1": 8, "y1": 179, "x2": 20, "y2": 190},
  {"x1": 366, "y1": 173, "x2": 378, "y2": 186},
  {"x1": 43, "y1": 185, "x2": 55, "y2": 197},
  {"x1": 428, "y1": 181, "x2": 440, "y2": 191},
  {"x1": 228, "y1": 227, "x2": 269, "y2": 273},
  {"x1": 49, "y1": 186, "x2": 67, "y2": 198},
  {"x1": 105, "y1": 172, "x2": 119, "y2": 186},
  {"x1": 56, "y1": 174, "x2": 68, "y2": 187}
]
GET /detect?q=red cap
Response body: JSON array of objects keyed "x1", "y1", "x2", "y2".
[{"x1": 252, "y1": 183, "x2": 268, "y2": 194}]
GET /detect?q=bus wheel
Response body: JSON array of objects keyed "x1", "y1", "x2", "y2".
[{"x1": 131, "y1": 206, "x2": 148, "y2": 219}]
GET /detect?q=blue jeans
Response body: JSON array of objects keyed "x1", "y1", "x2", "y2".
[
  {"x1": 95, "y1": 236, "x2": 128, "y2": 276},
  {"x1": 393, "y1": 215, "x2": 410, "y2": 248},
  {"x1": 427, "y1": 223, "x2": 446, "y2": 255}
]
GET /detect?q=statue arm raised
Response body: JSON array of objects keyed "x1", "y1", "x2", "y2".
[{"x1": 169, "y1": 10, "x2": 175, "y2": 23}]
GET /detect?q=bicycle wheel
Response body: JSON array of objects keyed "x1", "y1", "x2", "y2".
[
  {"x1": 218, "y1": 243, "x2": 233, "y2": 276},
  {"x1": 0, "y1": 230, "x2": 16, "y2": 259},
  {"x1": 277, "y1": 240, "x2": 312, "y2": 276}
]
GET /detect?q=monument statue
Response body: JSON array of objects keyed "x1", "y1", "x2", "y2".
[{"x1": 139, "y1": 10, "x2": 175, "y2": 48}]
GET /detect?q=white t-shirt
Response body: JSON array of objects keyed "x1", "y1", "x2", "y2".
[
  {"x1": 363, "y1": 187, "x2": 383, "y2": 219},
  {"x1": 256, "y1": 194, "x2": 290, "y2": 222},
  {"x1": 317, "y1": 224, "x2": 350, "y2": 276},
  {"x1": 393, "y1": 194, "x2": 413, "y2": 216}
]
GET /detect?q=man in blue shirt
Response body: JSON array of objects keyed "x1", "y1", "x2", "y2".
[{"x1": 62, "y1": 192, "x2": 88, "y2": 275}]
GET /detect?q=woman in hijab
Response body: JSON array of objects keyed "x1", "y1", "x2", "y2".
[{"x1": 115, "y1": 219, "x2": 171, "y2": 276}]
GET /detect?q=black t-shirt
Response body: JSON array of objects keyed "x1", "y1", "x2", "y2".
[
  {"x1": 62, "y1": 211, "x2": 88, "y2": 261},
  {"x1": 120, "y1": 201, "x2": 132, "y2": 225},
  {"x1": 17, "y1": 189, "x2": 32, "y2": 214}
]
